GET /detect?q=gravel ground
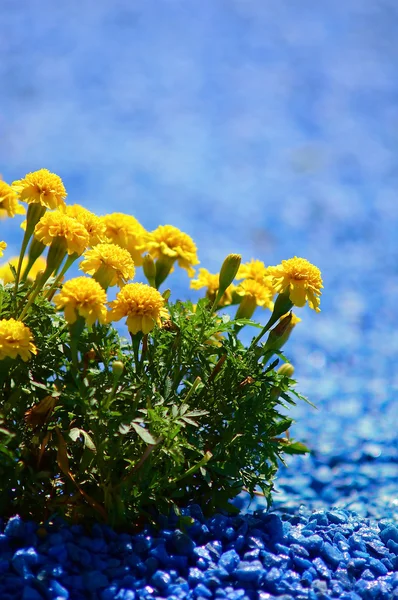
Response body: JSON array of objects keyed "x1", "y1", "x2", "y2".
[{"x1": 1, "y1": 1, "x2": 397, "y2": 598}]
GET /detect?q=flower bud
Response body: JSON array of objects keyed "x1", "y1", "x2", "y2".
[
  {"x1": 112, "y1": 360, "x2": 124, "y2": 379},
  {"x1": 218, "y1": 254, "x2": 241, "y2": 294},
  {"x1": 142, "y1": 254, "x2": 156, "y2": 286},
  {"x1": 277, "y1": 363, "x2": 295, "y2": 378},
  {"x1": 263, "y1": 312, "x2": 300, "y2": 353}
]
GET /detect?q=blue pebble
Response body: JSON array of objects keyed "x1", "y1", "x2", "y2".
[
  {"x1": 379, "y1": 525, "x2": 398, "y2": 545},
  {"x1": 312, "y1": 557, "x2": 331, "y2": 580},
  {"x1": 361, "y1": 568, "x2": 375, "y2": 581},
  {"x1": 301, "y1": 534, "x2": 324, "y2": 554},
  {"x1": 21, "y1": 586, "x2": 44, "y2": 600},
  {"x1": 49, "y1": 579, "x2": 69, "y2": 598},
  {"x1": 47, "y1": 543, "x2": 68, "y2": 563},
  {"x1": 151, "y1": 569, "x2": 171, "y2": 590},
  {"x1": 205, "y1": 540, "x2": 222, "y2": 559},
  {"x1": 5, "y1": 515, "x2": 26, "y2": 538},
  {"x1": 219, "y1": 549, "x2": 240, "y2": 573},
  {"x1": 321, "y1": 541, "x2": 345, "y2": 568},
  {"x1": 12, "y1": 548, "x2": 39, "y2": 577},
  {"x1": 194, "y1": 583, "x2": 212, "y2": 598},
  {"x1": 115, "y1": 590, "x2": 136, "y2": 600},
  {"x1": 326, "y1": 510, "x2": 348, "y2": 525},
  {"x1": 235, "y1": 560, "x2": 264, "y2": 582},
  {"x1": 188, "y1": 567, "x2": 205, "y2": 585},
  {"x1": 224, "y1": 527, "x2": 236, "y2": 541},
  {"x1": 100, "y1": 586, "x2": 120, "y2": 600},
  {"x1": 293, "y1": 555, "x2": 313, "y2": 571},
  {"x1": 171, "y1": 529, "x2": 196, "y2": 555},
  {"x1": 368, "y1": 557, "x2": 388, "y2": 575},
  {"x1": 243, "y1": 549, "x2": 260, "y2": 560}
]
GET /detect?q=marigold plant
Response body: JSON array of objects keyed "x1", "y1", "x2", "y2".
[{"x1": 0, "y1": 169, "x2": 323, "y2": 528}]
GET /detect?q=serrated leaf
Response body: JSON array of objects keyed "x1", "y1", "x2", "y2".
[
  {"x1": 270, "y1": 418, "x2": 294, "y2": 437},
  {"x1": 131, "y1": 422, "x2": 157, "y2": 445}
]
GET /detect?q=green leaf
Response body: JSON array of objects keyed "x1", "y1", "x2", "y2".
[
  {"x1": 131, "y1": 422, "x2": 157, "y2": 445},
  {"x1": 69, "y1": 428, "x2": 96, "y2": 452},
  {"x1": 283, "y1": 441, "x2": 309, "y2": 455},
  {"x1": 269, "y1": 418, "x2": 294, "y2": 436}
]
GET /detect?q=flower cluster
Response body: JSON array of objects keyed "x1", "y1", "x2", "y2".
[{"x1": 0, "y1": 166, "x2": 323, "y2": 528}]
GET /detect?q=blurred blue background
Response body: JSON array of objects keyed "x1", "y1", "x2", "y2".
[{"x1": 1, "y1": 1, "x2": 397, "y2": 518}]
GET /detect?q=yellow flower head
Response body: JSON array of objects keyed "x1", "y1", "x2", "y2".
[
  {"x1": 237, "y1": 259, "x2": 268, "y2": 282},
  {"x1": 12, "y1": 169, "x2": 67, "y2": 210},
  {"x1": 0, "y1": 180, "x2": 25, "y2": 219},
  {"x1": 190, "y1": 268, "x2": 234, "y2": 306},
  {"x1": 0, "y1": 318, "x2": 37, "y2": 361},
  {"x1": 266, "y1": 256, "x2": 323, "y2": 312},
  {"x1": 80, "y1": 243, "x2": 135, "y2": 288},
  {"x1": 34, "y1": 211, "x2": 89, "y2": 255},
  {"x1": 0, "y1": 241, "x2": 6, "y2": 258},
  {"x1": 0, "y1": 256, "x2": 46, "y2": 285},
  {"x1": 101, "y1": 213, "x2": 147, "y2": 266},
  {"x1": 108, "y1": 282, "x2": 168, "y2": 335},
  {"x1": 236, "y1": 279, "x2": 274, "y2": 309},
  {"x1": 145, "y1": 225, "x2": 199, "y2": 277},
  {"x1": 53, "y1": 277, "x2": 107, "y2": 327},
  {"x1": 66, "y1": 204, "x2": 107, "y2": 246}
]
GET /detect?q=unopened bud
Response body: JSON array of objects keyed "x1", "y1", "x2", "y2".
[
  {"x1": 277, "y1": 363, "x2": 295, "y2": 378},
  {"x1": 264, "y1": 312, "x2": 300, "y2": 352},
  {"x1": 142, "y1": 254, "x2": 156, "y2": 286},
  {"x1": 112, "y1": 361, "x2": 124, "y2": 378},
  {"x1": 218, "y1": 254, "x2": 241, "y2": 295}
]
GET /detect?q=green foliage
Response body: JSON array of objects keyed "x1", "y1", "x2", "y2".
[{"x1": 0, "y1": 286, "x2": 309, "y2": 528}]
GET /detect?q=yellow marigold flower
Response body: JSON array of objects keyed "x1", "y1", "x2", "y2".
[
  {"x1": 0, "y1": 241, "x2": 6, "y2": 257},
  {"x1": 101, "y1": 213, "x2": 147, "y2": 266},
  {"x1": 0, "y1": 256, "x2": 46, "y2": 285},
  {"x1": 190, "y1": 268, "x2": 234, "y2": 306},
  {"x1": 145, "y1": 225, "x2": 199, "y2": 277},
  {"x1": 265, "y1": 256, "x2": 323, "y2": 312},
  {"x1": 53, "y1": 277, "x2": 107, "y2": 327},
  {"x1": 66, "y1": 204, "x2": 107, "y2": 246},
  {"x1": 237, "y1": 259, "x2": 268, "y2": 282},
  {"x1": 0, "y1": 180, "x2": 25, "y2": 218},
  {"x1": 34, "y1": 211, "x2": 89, "y2": 256},
  {"x1": 236, "y1": 279, "x2": 274, "y2": 309},
  {"x1": 0, "y1": 318, "x2": 37, "y2": 361},
  {"x1": 12, "y1": 168, "x2": 67, "y2": 210},
  {"x1": 108, "y1": 282, "x2": 168, "y2": 335},
  {"x1": 80, "y1": 243, "x2": 135, "y2": 288}
]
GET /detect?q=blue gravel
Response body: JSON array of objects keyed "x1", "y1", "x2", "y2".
[
  {"x1": 1, "y1": 508, "x2": 398, "y2": 599},
  {"x1": 2, "y1": 0, "x2": 398, "y2": 598}
]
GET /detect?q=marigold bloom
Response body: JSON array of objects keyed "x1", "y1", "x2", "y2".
[
  {"x1": 191, "y1": 268, "x2": 234, "y2": 306},
  {"x1": 53, "y1": 277, "x2": 107, "y2": 327},
  {"x1": 12, "y1": 169, "x2": 67, "y2": 210},
  {"x1": 0, "y1": 318, "x2": 37, "y2": 361},
  {"x1": 101, "y1": 213, "x2": 147, "y2": 266},
  {"x1": 265, "y1": 257, "x2": 323, "y2": 312},
  {"x1": 235, "y1": 279, "x2": 274, "y2": 310},
  {"x1": 80, "y1": 243, "x2": 135, "y2": 288},
  {"x1": 0, "y1": 241, "x2": 6, "y2": 257},
  {"x1": 237, "y1": 259, "x2": 268, "y2": 282},
  {"x1": 108, "y1": 282, "x2": 168, "y2": 334},
  {"x1": 66, "y1": 204, "x2": 107, "y2": 246},
  {"x1": 0, "y1": 180, "x2": 25, "y2": 219},
  {"x1": 0, "y1": 256, "x2": 46, "y2": 285},
  {"x1": 34, "y1": 211, "x2": 89, "y2": 256},
  {"x1": 145, "y1": 225, "x2": 199, "y2": 277}
]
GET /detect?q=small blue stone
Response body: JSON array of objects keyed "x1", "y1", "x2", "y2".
[
  {"x1": 188, "y1": 567, "x2": 205, "y2": 585},
  {"x1": 21, "y1": 586, "x2": 43, "y2": 600},
  {"x1": 171, "y1": 529, "x2": 196, "y2": 555},
  {"x1": 361, "y1": 568, "x2": 375, "y2": 581},
  {"x1": 301, "y1": 534, "x2": 324, "y2": 554},
  {"x1": 380, "y1": 525, "x2": 398, "y2": 545},
  {"x1": 151, "y1": 569, "x2": 171, "y2": 590},
  {"x1": 243, "y1": 549, "x2": 260, "y2": 560},
  {"x1": 115, "y1": 590, "x2": 136, "y2": 600},
  {"x1": 235, "y1": 560, "x2": 264, "y2": 583},
  {"x1": 194, "y1": 583, "x2": 212, "y2": 598},
  {"x1": 301, "y1": 569, "x2": 313, "y2": 586},
  {"x1": 5, "y1": 516, "x2": 26, "y2": 538},
  {"x1": 321, "y1": 541, "x2": 345, "y2": 568},
  {"x1": 205, "y1": 540, "x2": 222, "y2": 559},
  {"x1": 100, "y1": 586, "x2": 120, "y2": 600},
  {"x1": 312, "y1": 557, "x2": 331, "y2": 580},
  {"x1": 224, "y1": 527, "x2": 236, "y2": 541},
  {"x1": 368, "y1": 557, "x2": 388, "y2": 576},
  {"x1": 219, "y1": 549, "x2": 240, "y2": 573},
  {"x1": 326, "y1": 510, "x2": 348, "y2": 525},
  {"x1": 12, "y1": 548, "x2": 39, "y2": 577},
  {"x1": 293, "y1": 555, "x2": 313, "y2": 571},
  {"x1": 49, "y1": 579, "x2": 69, "y2": 598},
  {"x1": 311, "y1": 512, "x2": 328, "y2": 526}
]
